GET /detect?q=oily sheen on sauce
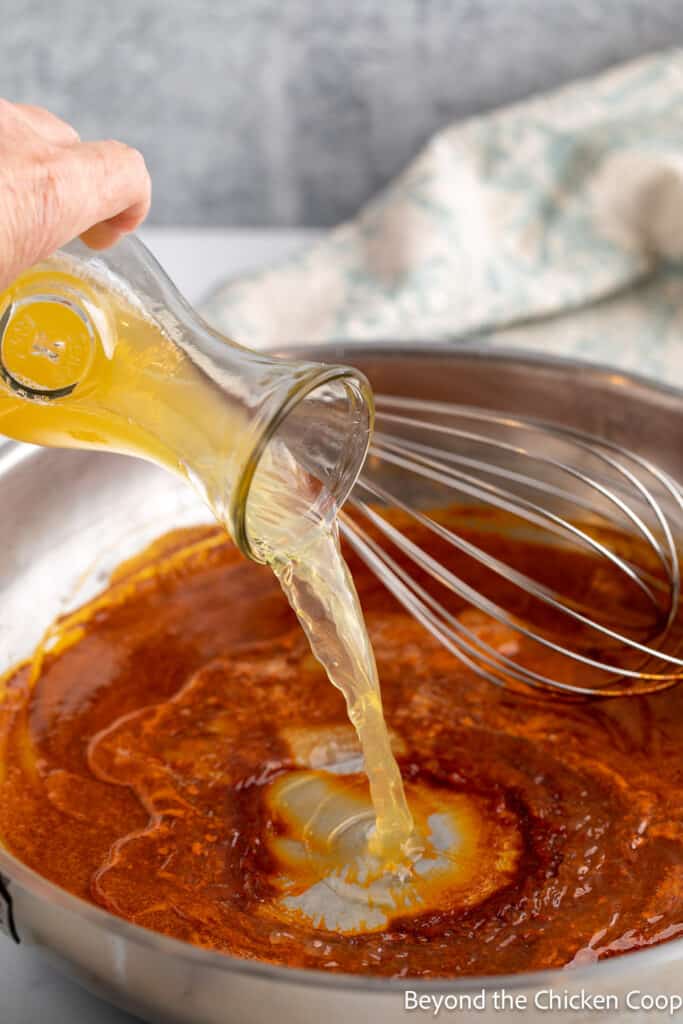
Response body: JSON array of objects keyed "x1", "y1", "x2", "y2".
[{"x1": 1, "y1": 512, "x2": 682, "y2": 976}]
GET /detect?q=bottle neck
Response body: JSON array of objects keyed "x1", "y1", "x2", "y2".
[{"x1": 237, "y1": 367, "x2": 373, "y2": 563}]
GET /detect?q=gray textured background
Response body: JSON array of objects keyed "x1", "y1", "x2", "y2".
[{"x1": 2, "y1": 0, "x2": 683, "y2": 226}]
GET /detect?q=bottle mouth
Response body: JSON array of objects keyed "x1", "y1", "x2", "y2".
[{"x1": 232, "y1": 366, "x2": 374, "y2": 565}]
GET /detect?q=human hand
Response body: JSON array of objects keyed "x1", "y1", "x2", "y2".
[{"x1": 0, "y1": 99, "x2": 151, "y2": 290}]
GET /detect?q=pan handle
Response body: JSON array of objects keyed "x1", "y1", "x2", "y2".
[{"x1": 0, "y1": 872, "x2": 20, "y2": 943}]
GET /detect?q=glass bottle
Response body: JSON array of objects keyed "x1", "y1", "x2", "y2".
[{"x1": 0, "y1": 236, "x2": 373, "y2": 561}]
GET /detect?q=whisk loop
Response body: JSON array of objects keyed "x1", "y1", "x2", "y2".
[{"x1": 342, "y1": 395, "x2": 683, "y2": 697}]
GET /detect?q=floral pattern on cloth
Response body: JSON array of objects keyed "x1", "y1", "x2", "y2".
[{"x1": 202, "y1": 51, "x2": 683, "y2": 384}]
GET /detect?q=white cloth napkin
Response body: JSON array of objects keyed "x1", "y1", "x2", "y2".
[{"x1": 202, "y1": 50, "x2": 683, "y2": 385}]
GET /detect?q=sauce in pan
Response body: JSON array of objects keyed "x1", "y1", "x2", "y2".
[{"x1": 1, "y1": 512, "x2": 682, "y2": 977}]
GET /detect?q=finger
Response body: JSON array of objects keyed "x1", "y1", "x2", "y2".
[
  {"x1": 31, "y1": 139, "x2": 151, "y2": 258},
  {"x1": 75, "y1": 139, "x2": 152, "y2": 230},
  {"x1": 80, "y1": 190, "x2": 151, "y2": 250},
  {"x1": 13, "y1": 103, "x2": 80, "y2": 146},
  {"x1": 0, "y1": 138, "x2": 151, "y2": 283},
  {"x1": 79, "y1": 220, "x2": 125, "y2": 250}
]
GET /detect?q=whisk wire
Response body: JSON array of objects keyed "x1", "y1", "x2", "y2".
[
  {"x1": 374, "y1": 428, "x2": 675, "y2": 588},
  {"x1": 341, "y1": 511, "x2": 573, "y2": 694},
  {"x1": 370, "y1": 439, "x2": 660, "y2": 610},
  {"x1": 344, "y1": 395, "x2": 683, "y2": 698},
  {"x1": 350, "y1": 494, "x2": 682, "y2": 677},
  {"x1": 376, "y1": 396, "x2": 681, "y2": 585}
]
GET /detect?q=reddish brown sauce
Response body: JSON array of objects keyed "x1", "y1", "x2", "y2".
[{"x1": 1, "y1": 514, "x2": 682, "y2": 977}]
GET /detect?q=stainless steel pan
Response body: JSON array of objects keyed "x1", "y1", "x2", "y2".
[{"x1": 1, "y1": 344, "x2": 682, "y2": 1023}]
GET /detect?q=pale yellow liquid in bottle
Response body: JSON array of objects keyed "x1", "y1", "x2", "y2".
[
  {"x1": 0, "y1": 265, "x2": 260, "y2": 520},
  {"x1": 0, "y1": 264, "x2": 416, "y2": 863}
]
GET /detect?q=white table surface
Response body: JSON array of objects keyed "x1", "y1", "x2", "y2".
[
  {"x1": 0, "y1": 226, "x2": 321, "y2": 1024},
  {"x1": 141, "y1": 227, "x2": 320, "y2": 308}
]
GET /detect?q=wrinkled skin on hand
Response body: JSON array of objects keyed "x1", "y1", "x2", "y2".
[{"x1": 0, "y1": 98, "x2": 151, "y2": 290}]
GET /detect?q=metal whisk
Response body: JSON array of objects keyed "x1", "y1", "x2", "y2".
[{"x1": 341, "y1": 395, "x2": 683, "y2": 698}]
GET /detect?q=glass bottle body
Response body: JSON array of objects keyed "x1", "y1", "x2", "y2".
[{"x1": 0, "y1": 236, "x2": 373, "y2": 559}]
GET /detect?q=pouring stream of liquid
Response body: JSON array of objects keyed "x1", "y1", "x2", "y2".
[{"x1": 0, "y1": 262, "x2": 417, "y2": 863}]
